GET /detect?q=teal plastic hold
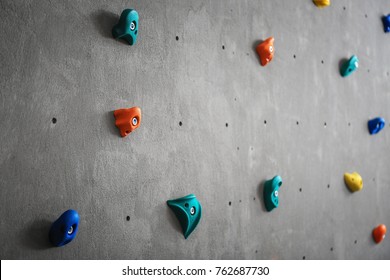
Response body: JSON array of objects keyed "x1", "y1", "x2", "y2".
[
  {"x1": 263, "y1": 176, "x2": 282, "y2": 212},
  {"x1": 167, "y1": 194, "x2": 202, "y2": 239},
  {"x1": 340, "y1": 55, "x2": 359, "y2": 77},
  {"x1": 112, "y1": 9, "x2": 139, "y2": 45}
]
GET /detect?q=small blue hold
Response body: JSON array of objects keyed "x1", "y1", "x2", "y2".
[
  {"x1": 368, "y1": 117, "x2": 385, "y2": 135},
  {"x1": 263, "y1": 176, "x2": 282, "y2": 212},
  {"x1": 49, "y1": 209, "x2": 79, "y2": 247},
  {"x1": 340, "y1": 55, "x2": 359, "y2": 77},
  {"x1": 382, "y1": 14, "x2": 390, "y2": 33},
  {"x1": 112, "y1": 9, "x2": 139, "y2": 45},
  {"x1": 167, "y1": 194, "x2": 202, "y2": 239}
]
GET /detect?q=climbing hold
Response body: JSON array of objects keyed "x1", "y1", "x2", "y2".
[
  {"x1": 368, "y1": 117, "x2": 385, "y2": 135},
  {"x1": 49, "y1": 209, "x2": 79, "y2": 247},
  {"x1": 344, "y1": 172, "x2": 363, "y2": 192},
  {"x1": 373, "y1": 224, "x2": 386, "y2": 244},
  {"x1": 313, "y1": 0, "x2": 330, "y2": 8},
  {"x1": 113, "y1": 106, "x2": 142, "y2": 137},
  {"x1": 263, "y1": 175, "x2": 282, "y2": 212},
  {"x1": 112, "y1": 9, "x2": 139, "y2": 45},
  {"x1": 382, "y1": 14, "x2": 390, "y2": 33},
  {"x1": 167, "y1": 194, "x2": 202, "y2": 239},
  {"x1": 340, "y1": 55, "x2": 359, "y2": 77},
  {"x1": 256, "y1": 37, "x2": 274, "y2": 66}
]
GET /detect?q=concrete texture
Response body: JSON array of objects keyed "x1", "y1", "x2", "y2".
[{"x1": 1, "y1": 0, "x2": 390, "y2": 260}]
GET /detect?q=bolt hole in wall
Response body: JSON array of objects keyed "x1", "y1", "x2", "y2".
[
  {"x1": 324, "y1": 122, "x2": 327, "y2": 128},
  {"x1": 225, "y1": 123, "x2": 228, "y2": 127},
  {"x1": 228, "y1": 201, "x2": 231, "y2": 206},
  {"x1": 293, "y1": 54, "x2": 296, "y2": 59},
  {"x1": 299, "y1": 188, "x2": 302, "y2": 192},
  {"x1": 52, "y1": 118, "x2": 57, "y2": 124},
  {"x1": 327, "y1": 184, "x2": 330, "y2": 189},
  {"x1": 222, "y1": 45, "x2": 225, "y2": 50},
  {"x1": 126, "y1": 216, "x2": 130, "y2": 221},
  {"x1": 179, "y1": 121, "x2": 182, "y2": 126},
  {"x1": 175, "y1": 35, "x2": 179, "y2": 41}
]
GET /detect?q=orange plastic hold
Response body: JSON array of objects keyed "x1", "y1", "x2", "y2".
[
  {"x1": 373, "y1": 224, "x2": 386, "y2": 244},
  {"x1": 113, "y1": 106, "x2": 142, "y2": 137},
  {"x1": 256, "y1": 37, "x2": 274, "y2": 66}
]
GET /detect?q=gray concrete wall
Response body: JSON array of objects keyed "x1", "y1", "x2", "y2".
[{"x1": 1, "y1": 0, "x2": 390, "y2": 260}]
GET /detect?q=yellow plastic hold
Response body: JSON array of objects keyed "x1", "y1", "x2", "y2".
[
  {"x1": 344, "y1": 172, "x2": 363, "y2": 192},
  {"x1": 313, "y1": 0, "x2": 330, "y2": 8}
]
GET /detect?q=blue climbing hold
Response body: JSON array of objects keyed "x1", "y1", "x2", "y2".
[
  {"x1": 167, "y1": 194, "x2": 202, "y2": 239},
  {"x1": 49, "y1": 209, "x2": 79, "y2": 247},
  {"x1": 368, "y1": 117, "x2": 385, "y2": 135},
  {"x1": 340, "y1": 55, "x2": 359, "y2": 77},
  {"x1": 263, "y1": 176, "x2": 282, "y2": 212},
  {"x1": 112, "y1": 9, "x2": 139, "y2": 45},
  {"x1": 382, "y1": 14, "x2": 390, "y2": 33}
]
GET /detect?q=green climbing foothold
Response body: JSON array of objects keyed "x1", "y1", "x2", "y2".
[
  {"x1": 112, "y1": 9, "x2": 139, "y2": 45},
  {"x1": 263, "y1": 176, "x2": 282, "y2": 212},
  {"x1": 167, "y1": 194, "x2": 202, "y2": 239}
]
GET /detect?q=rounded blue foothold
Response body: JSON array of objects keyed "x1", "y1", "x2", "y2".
[
  {"x1": 49, "y1": 209, "x2": 79, "y2": 247},
  {"x1": 368, "y1": 117, "x2": 385, "y2": 135}
]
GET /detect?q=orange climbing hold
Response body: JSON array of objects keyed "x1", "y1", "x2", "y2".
[
  {"x1": 114, "y1": 106, "x2": 142, "y2": 137},
  {"x1": 256, "y1": 37, "x2": 274, "y2": 66},
  {"x1": 373, "y1": 224, "x2": 386, "y2": 244}
]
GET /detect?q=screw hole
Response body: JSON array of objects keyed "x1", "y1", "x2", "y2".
[
  {"x1": 343, "y1": 6, "x2": 346, "y2": 10},
  {"x1": 179, "y1": 121, "x2": 182, "y2": 126},
  {"x1": 324, "y1": 122, "x2": 327, "y2": 127},
  {"x1": 222, "y1": 45, "x2": 225, "y2": 50},
  {"x1": 52, "y1": 118, "x2": 57, "y2": 124},
  {"x1": 327, "y1": 184, "x2": 330, "y2": 189},
  {"x1": 299, "y1": 188, "x2": 302, "y2": 192},
  {"x1": 293, "y1": 54, "x2": 296, "y2": 59},
  {"x1": 126, "y1": 216, "x2": 130, "y2": 221},
  {"x1": 184, "y1": 203, "x2": 189, "y2": 208},
  {"x1": 354, "y1": 240, "x2": 357, "y2": 244},
  {"x1": 264, "y1": 120, "x2": 267, "y2": 125},
  {"x1": 321, "y1": 60, "x2": 324, "y2": 64},
  {"x1": 330, "y1": 247, "x2": 334, "y2": 251},
  {"x1": 296, "y1": 121, "x2": 299, "y2": 125},
  {"x1": 229, "y1": 201, "x2": 231, "y2": 206},
  {"x1": 176, "y1": 35, "x2": 179, "y2": 41},
  {"x1": 225, "y1": 123, "x2": 228, "y2": 127}
]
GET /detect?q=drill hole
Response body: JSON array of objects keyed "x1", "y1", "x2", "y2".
[
  {"x1": 264, "y1": 120, "x2": 267, "y2": 125},
  {"x1": 229, "y1": 201, "x2": 231, "y2": 206},
  {"x1": 354, "y1": 240, "x2": 357, "y2": 244},
  {"x1": 225, "y1": 123, "x2": 228, "y2": 127},
  {"x1": 52, "y1": 118, "x2": 57, "y2": 124},
  {"x1": 222, "y1": 45, "x2": 225, "y2": 50},
  {"x1": 327, "y1": 184, "x2": 330, "y2": 189},
  {"x1": 179, "y1": 121, "x2": 182, "y2": 126},
  {"x1": 299, "y1": 188, "x2": 302, "y2": 192},
  {"x1": 176, "y1": 36, "x2": 179, "y2": 41},
  {"x1": 184, "y1": 203, "x2": 189, "y2": 208},
  {"x1": 324, "y1": 122, "x2": 327, "y2": 127},
  {"x1": 126, "y1": 216, "x2": 130, "y2": 221},
  {"x1": 330, "y1": 247, "x2": 334, "y2": 252},
  {"x1": 296, "y1": 121, "x2": 299, "y2": 125},
  {"x1": 303, "y1": 256, "x2": 306, "y2": 260},
  {"x1": 321, "y1": 60, "x2": 324, "y2": 64}
]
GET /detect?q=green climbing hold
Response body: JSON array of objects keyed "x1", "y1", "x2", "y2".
[
  {"x1": 263, "y1": 175, "x2": 282, "y2": 212},
  {"x1": 167, "y1": 194, "x2": 202, "y2": 239}
]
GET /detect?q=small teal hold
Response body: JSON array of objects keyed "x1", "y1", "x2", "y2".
[
  {"x1": 167, "y1": 194, "x2": 202, "y2": 239},
  {"x1": 112, "y1": 9, "x2": 139, "y2": 45},
  {"x1": 49, "y1": 209, "x2": 79, "y2": 247},
  {"x1": 368, "y1": 117, "x2": 385, "y2": 135},
  {"x1": 263, "y1": 176, "x2": 282, "y2": 212},
  {"x1": 340, "y1": 55, "x2": 359, "y2": 77},
  {"x1": 383, "y1": 14, "x2": 390, "y2": 33}
]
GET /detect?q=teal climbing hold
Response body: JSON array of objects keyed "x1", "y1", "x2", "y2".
[
  {"x1": 167, "y1": 194, "x2": 202, "y2": 239},
  {"x1": 112, "y1": 9, "x2": 139, "y2": 45},
  {"x1": 263, "y1": 176, "x2": 282, "y2": 212},
  {"x1": 340, "y1": 55, "x2": 359, "y2": 77}
]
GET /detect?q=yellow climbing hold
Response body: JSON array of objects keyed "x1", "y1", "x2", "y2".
[
  {"x1": 344, "y1": 172, "x2": 363, "y2": 192},
  {"x1": 313, "y1": 0, "x2": 330, "y2": 8}
]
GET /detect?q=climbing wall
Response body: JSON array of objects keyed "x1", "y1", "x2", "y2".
[{"x1": 1, "y1": 0, "x2": 390, "y2": 260}]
